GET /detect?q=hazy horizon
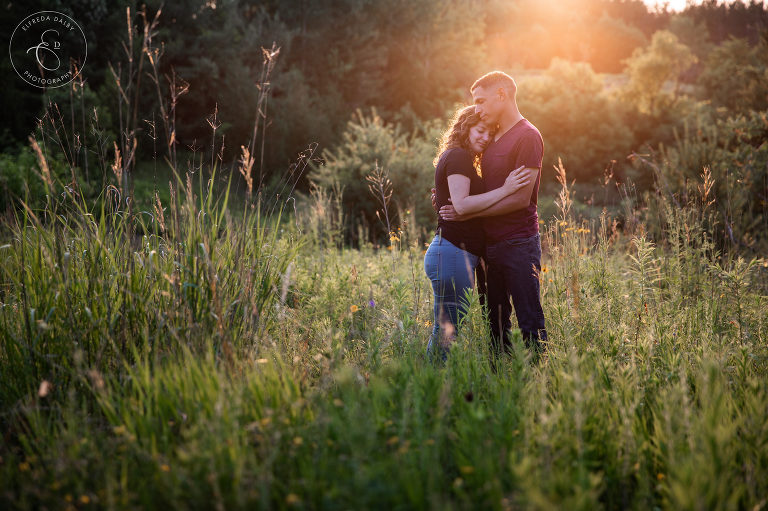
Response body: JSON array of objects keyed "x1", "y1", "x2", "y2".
[{"x1": 642, "y1": 0, "x2": 763, "y2": 12}]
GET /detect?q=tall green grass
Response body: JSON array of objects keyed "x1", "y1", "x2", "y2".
[
  {"x1": 0, "y1": 164, "x2": 298, "y2": 412},
  {"x1": 1, "y1": 156, "x2": 767, "y2": 509}
]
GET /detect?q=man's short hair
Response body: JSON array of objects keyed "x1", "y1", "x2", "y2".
[{"x1": 471, "y1": 71, "x2": 517, "y2": 98}]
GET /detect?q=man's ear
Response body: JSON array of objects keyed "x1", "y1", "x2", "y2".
[{"x1": 496, "y1": 87, "x2": 506, "y2": 101}]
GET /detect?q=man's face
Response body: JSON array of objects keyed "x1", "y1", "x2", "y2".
[{"x1": 472, "y1": 85, "x2": 503, "y2": 124}]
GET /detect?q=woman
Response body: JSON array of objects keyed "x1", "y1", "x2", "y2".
[{"x1": 424, "y1": 105, "x2": 530, "y2": 360}]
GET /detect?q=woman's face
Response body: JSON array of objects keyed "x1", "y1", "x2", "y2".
[{"x1": 467, "y1": 121, "x2": 493, "y2": 154}]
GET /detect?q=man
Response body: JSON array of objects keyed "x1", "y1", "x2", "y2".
[{"x1": 440, "y1": 71, "x2": 547, "y2": 358}]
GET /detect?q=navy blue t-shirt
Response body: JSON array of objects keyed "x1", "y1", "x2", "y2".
[
  {"x1": 434, "y1": 147, "x2": 485, "y2": 256},
  {"x1": 480, "y1": 119, "x2": 543, "y2": 242}
]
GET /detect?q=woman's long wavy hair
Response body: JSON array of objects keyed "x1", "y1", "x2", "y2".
[{"x1": 433, "y1": 105, "x2": 483, "y2": 172}]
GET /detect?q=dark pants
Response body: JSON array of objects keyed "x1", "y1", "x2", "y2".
[{"x1": 485, "y1": 233, "x2": 547, "y2": 355}]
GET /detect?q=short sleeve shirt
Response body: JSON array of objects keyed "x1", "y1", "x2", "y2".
[
  {"x1": 480, "y1": 119, "x2": 543, "y2": 242},
  {"x1": 434, "y1": 147, "x2": 485, "y2": 256}
]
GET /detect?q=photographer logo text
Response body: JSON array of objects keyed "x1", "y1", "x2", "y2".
[{"x1": 9, "y1": 11, "x2": 87, "y2": 88}]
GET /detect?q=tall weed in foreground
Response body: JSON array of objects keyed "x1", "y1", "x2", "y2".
[
  {"x1": 0, "y1": 164, "x2": 298, "y2": 412},
  {"x1": 0, "y1": 5, "x2": 295, "y2": 419}
]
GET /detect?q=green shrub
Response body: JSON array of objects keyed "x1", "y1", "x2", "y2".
[
  {"x1": 641, "y1": 108, "x2": 768, "y2": 250},
  {"x1": 697, "y1": 37, "x2": 768, "y2": 113},
  {"x1": 0, "y1": 145, "x2": 77, "y2": 212},
  {"x1": 309, "y1": 108, "x2": 438, "y2": 244}
]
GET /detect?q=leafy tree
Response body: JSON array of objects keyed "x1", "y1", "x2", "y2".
[
  {"x1": 684, "y1": 0, "x2": 768, "y2": 45},
  {"x1": 589, "y1": 13, "x2": 648, "y2": 73},
  {"x1": 667, "y1": 14, "x2": 713, "y2": 62},
  {"x1": 518, "y1": 59, "x2": 633, "y2": 183},
  {"x1": 697, "y1": 37, "x2": 768, "y2": 113},
  {"x1": 621, "y1": 30, "x2": 697, "y2": 116}
]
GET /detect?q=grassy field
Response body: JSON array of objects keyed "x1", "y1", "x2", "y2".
[{"x1": 1, "y1": 168, "x2": 767, "y2": 510}]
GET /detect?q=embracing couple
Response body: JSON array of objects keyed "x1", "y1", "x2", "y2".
[{"x1": 424, "y1": 71, "x2": 547, "y2": 362}]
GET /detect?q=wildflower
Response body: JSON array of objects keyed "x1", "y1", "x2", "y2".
[
  {"x1": 160, "y1": 464, "x2": 170, "y2": 472},
  {"x1": 256, "y1": 358, "x2": 269, "y2": 364},
  {"x1": 80, "y1": 495, "x2": 91, "y2": 504},
  {"x1": 387, "y1": 436, "x2": 399, "y2": 446},
  {"x1": 285, "y1": 493, "x2": 301, "y2": 505},
  {"x1": 333, "y1": 398, "x2": 344, "y2": 407},
  {"x1": 657, "y1": 473, "x2": 665, "y2": 480},
  {"x1": 453, "y1": 477, "x2": 463, "y2": 488},
  {"x1": 350, "y1": 304, "x2": 359, "y2": 313},
  {"x1": 65, "y1": 494, "x2": 73, "y2": 503},
  {"x1": 541, "y1": 265, "x2": 549, "y2": 273},
  {"x1": 18, "y1": 461, "x2": 30, "y2": 472},
  {"x1": 368, "y1": 299, "x2": 375, "y2": 308},
  {"x1": 293, "y1": 436, "x2": 303, "y2": 446},
  {"x1": 460, "y1": 466, "x2": 475, "y2": 475}
]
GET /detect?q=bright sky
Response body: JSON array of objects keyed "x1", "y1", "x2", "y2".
[
  {"x1": 643, "y1": 0, "x2": 690, "y2": 11},
  {"x1": 642, "y1": 0, "x2": 758, "y2": 11}
]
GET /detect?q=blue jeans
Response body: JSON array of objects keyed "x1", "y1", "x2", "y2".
[
  {"x1": 486, "y1": 233, "x2": 547, "y2": 356},
  {"x1": 423, "y1": 234, "x2": 479, "y2": 360}
]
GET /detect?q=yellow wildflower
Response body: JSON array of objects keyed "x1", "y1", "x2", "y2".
[{"x1": 350, "y1": 305, "x2": 359, "y2": 313}]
